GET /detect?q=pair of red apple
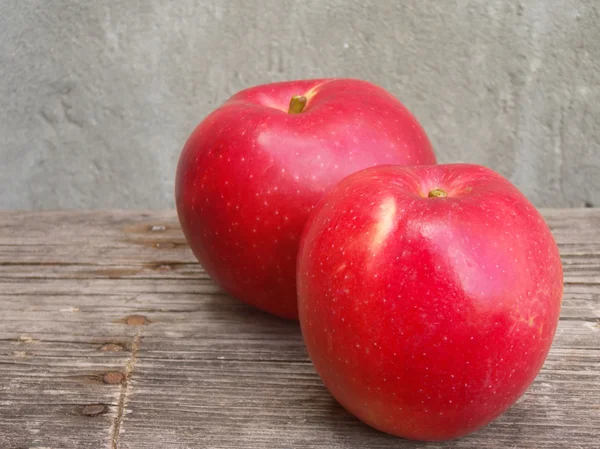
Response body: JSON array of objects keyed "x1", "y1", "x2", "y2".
[{"x1": 175, "y1": 79, "x2": 563, "y2": 441}]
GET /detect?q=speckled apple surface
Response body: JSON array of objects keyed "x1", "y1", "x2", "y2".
[
  {"x1": 175, "y1": 78, "x2": 436, "y2": 319},
  {"x1": 297, "y1": 164, "x2": 563, "y2": 440}
]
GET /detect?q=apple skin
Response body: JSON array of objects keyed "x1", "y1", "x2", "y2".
[
  {"x1": 175, "y1": 78, "x2": 436, "y2": 319},
  {"x1": 297, "y1": 164, "x2": 563, "y2": 440}
]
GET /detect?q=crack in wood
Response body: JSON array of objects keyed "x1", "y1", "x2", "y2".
[{"x1": 111, "y1": 329, "x2": 142, "y2": 449}]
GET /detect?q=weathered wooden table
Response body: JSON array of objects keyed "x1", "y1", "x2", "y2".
[{"x1": 1, "y1": 210, "x2": 598, "y2": 448}]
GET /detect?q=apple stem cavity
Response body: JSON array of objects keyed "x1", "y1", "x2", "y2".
[
  {"x1": 428, "y1": 188, "x2": 447, "y2": 198},
  {"x1": 288, "y1": 95, "x2": 308, "y2": 114}
]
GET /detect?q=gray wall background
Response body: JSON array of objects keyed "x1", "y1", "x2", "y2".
[{"x1": 1, "y1": 0, "x2": 598, "y2": 209}]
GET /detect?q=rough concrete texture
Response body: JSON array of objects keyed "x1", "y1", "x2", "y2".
[{"x1": 0, "y1": 0, "x2": 598, "y2": 209}]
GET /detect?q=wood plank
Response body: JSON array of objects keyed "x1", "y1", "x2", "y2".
[
  {"x1": 0, "y1": 209, "x2": 598, "y2": 262},
  {"x1": 0, "y1": 294, "x2": 597, "y2": 352},
  {"x1": 0, "y1": 210, "x2": 598, "y2": 449},
  {"x1": 117, "y1": 358, "x2": 600, "y2": 449},
  {"x1": 1, "y1": 254, "x2": 599, "y2": 281},
  {"x1": 0, "y1": 317, "x2": 137, "y2": 448}
]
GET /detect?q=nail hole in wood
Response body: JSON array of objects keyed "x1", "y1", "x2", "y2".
[
  {"x1": 103, "y1": 372, "x2": 125, "y2": 385},
  {"x1": 81, "y1": 404, "x2": 108, "y2": 417},
  {"x1": 126, "y1": 315, "x2": 148, "y2": 326},
  {"x1": 98, "y1": 343, "x2": 125, "y2": 352}
]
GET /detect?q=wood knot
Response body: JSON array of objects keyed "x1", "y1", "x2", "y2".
[
  {"x1": 126, "y1": 315, "x2": 148, "y2": 326},
  {"x1": 81, "y1": 404, "x2": 108, "y2": 417},
  {"x1": 103, "y1": 372, "x2": 125, "y2": 385}
]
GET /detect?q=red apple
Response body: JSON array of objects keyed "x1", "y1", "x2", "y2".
[
  {"x1": 297, "y1": 163, "x2": 563, "y2": 440},
  {"x1": 175, "y1": 78, "x2": 436, "y2": 319}
]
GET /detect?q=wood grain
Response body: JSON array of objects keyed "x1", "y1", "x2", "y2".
[{"x1": 0, "y1": 210, "x2": 598, "y2": 449}]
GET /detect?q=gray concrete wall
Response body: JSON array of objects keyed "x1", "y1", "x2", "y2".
[{"x1": 1, "y1": 0, "x2": 598, "y2": 209}]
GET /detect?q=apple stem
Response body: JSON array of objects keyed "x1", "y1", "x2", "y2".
[
  {"x1": 288, "y1": 95, "x2": 307, "y2": 114},
  {"x1": 428, "y1": 189, "x2": 447, "y2": 198}
]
